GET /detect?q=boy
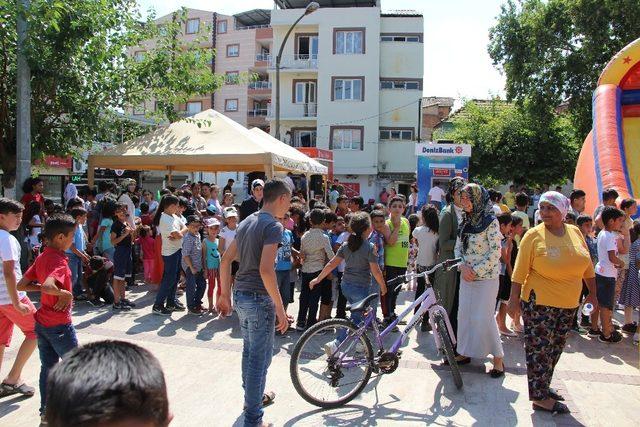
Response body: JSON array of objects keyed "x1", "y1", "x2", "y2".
[
  {"x1": 44, "y1": 340, "x2": 173, "y2": 427},
  {"x1": 17, "y1": 214, "x2": 79, "y2": 420},
  {"x1": 66, "y1": 208, "x2": 90, "y2": 299},
  {"x1": 369, "y1": 210, "x2": 387, "y2": 319},
  {"x1": 496, "y1": 213, "x2": 515, "y2": 336},
  {"x1": 330, "y1": 216, "x2": 347, "y2": 319},
  {"x1": 594, "y1": 187, "x2": 619, "y2": 233},
  {"x1": 512, "y1": 192, "x2": 530, "y2": 244},
  {"x1": 318, "y1": 211, "x2": 338, "y2": 321},
  {"x1": 110, "y1": 203, "x2": 135, "y2": 311},
  {"x1": 383, "y1": 196, "x2": 410, "y2": 327},
  {"x1": 275, "y1": 216, "x2": 295, "y2": 313},
  {"x1": 577, "y1": 214, "x2": 597, "y2": 328},
  {"x1": 182, "y1": 215, "x2": 206, "y2": 315},
  {"x1": 593, "y1": 206, "x2": 625, "y2": 343},
  {"x1": 349, "y1": 196, "x2": 364, "y2": 213},
  {"x1": 0, "y1": 198, "x2": 36, "y2": 399},
  {"x1": 85, "y1": 256, "x2": 115, "y2": 307},
  {"x1": 297, "y1": 208, "x2": 334, "y2": 331},
  {"x1": 335, "y1": 195, "x2": 349, "y2": 217},
  {"x1": 139, "y1": 202, "x2": 153, "y2": 227}
]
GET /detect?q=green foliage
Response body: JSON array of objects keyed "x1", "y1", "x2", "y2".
[
  {"x1": 0, "y1": 1, "x2": 223, "y2": 185},
  {"x1": 489, "y1": 0, "x2": 640, "y2": 140},
  {"x1": 437, "y1": 99, "x2": 579, "y2": 186}
]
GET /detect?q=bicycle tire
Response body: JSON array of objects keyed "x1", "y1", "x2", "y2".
[
  {"x1": 290, "y1": 318, "x2": 374, "y2": 408},
  {"x1": 434, "y1": 315, "x2": 463, "y2": 389}
]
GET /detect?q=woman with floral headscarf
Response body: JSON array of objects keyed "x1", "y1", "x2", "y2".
[
  {"x1": 454, "y1": 183, "x2": 505, "y2": 377},
  {"x1": 508, "y1": 191, "x2": 597, "y2": 415}
]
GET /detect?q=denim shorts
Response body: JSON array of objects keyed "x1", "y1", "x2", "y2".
[
  {"x1": 113, "y1": 245, "x2": 132, "y2": 281},
  {"x1": 595, "y1": 273, "x2": 616, "y2": 310}
]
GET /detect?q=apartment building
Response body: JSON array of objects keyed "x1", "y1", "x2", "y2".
[{"x1": 269, "y1": 0, "x2": 423, "y2": 199}]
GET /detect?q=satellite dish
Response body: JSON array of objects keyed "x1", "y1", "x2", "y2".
[{"x1": 114, "y1": 169, "x2": 125, "y2": 176}]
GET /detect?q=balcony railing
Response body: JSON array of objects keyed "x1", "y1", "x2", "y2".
[
  {"x1": 269, "y1": 54, "x2": 318, "y2": 70},
  {"x1": 248, "y1": 108, "x2": 268, "y2": 117},
  {"x1": 248, "y1": 81, "x2": 271, "y2": 90},
  {"x1": 268, "y1": 103, "x2": 317, "y2": 119},
  {"x1": 255, "y1": 53, "x2": 271, "y2": 62},
  {"x1": 236, "y1": 24, "x2": 270, "y2": 30}
]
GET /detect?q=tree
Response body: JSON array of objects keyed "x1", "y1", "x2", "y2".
[
  {"x1": 488, "y1": 0, "x2": 640, "y2": 141},
  {"x1": 436, "y1": 99, "x2": 578, "y2": 186},
  {"x1": 0, "y1": 1, "x2": 223, "y2": 187}
]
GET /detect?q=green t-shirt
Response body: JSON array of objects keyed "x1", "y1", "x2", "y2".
[{"x1": 384, "y1": 217, "x2": 410, "y2": 267}]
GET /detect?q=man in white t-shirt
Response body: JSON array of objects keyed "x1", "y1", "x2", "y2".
[
  {"x1": 428, "y1": 183, "x2": 446, "y2": 210},
  {"x1": 0, "y1": 198, "x2": 37, "y2": 397}
]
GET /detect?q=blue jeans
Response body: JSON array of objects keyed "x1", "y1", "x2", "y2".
[
  {"x1": 35, "y1": 322, "x2": 78, "y2": 415},
  {"x1": 155, "y1": 249, "x2": 181, "y2": 308},
  {"x1": 338, "y1": 282, "x2": 370, "y2": 342},
  {"x1": 185, "y1": 269, "x2": 206, "y2": 309},
  {"x1": 369, "y1": 276, "x2": 380, "y2": 314},
  {"x1": 233, "y1": 290, "x2": 275, "y2": 427},
  {"x1": 68, "y1": 254, "x2": 83, "y2": 297}
]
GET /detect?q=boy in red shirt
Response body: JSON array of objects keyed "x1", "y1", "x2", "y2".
[{"x1": 17, "y1": 214, "x2": 78, "y2": 420}]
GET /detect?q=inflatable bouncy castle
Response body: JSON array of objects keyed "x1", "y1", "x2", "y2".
[{"x1": 574, "y1": 37, "x2": 640, "y2": 215}]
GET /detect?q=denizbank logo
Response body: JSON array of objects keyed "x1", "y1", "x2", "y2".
[{"x1": 415, "y1": 143, "x2": 472, "y2": 157}]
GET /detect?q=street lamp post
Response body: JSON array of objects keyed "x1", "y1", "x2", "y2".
[{"x1": 274, "y1": 2, "x2": 319, "y2": 142}]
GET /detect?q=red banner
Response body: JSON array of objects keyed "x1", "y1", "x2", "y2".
[{"x1": 339, "y1": 182, "x2": 360, "y2": 198}]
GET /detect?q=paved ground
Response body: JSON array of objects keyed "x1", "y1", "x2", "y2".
[{"x1": 1, "y1": 284, "x2": 638, "y2": 426}]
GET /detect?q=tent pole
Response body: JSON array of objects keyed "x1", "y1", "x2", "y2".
[
  {"x1": 168, "y1": 167, "x2": 173, "y2": 186},
  {"x1": 306, "y1": 173, "x2": 311, "y2": 207},
  {"x1": 87, "y1": 158, "x2": 95, "y2": 187}
]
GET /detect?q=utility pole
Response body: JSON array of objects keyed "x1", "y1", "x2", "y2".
[{"x1": 16, "y1": 0, "x2": 31, "y2": 200}]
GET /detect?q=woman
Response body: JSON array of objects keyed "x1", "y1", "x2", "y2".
[
  {"x1": 413, "y1": 204, "x2": 439, "y2": 331},
  {"x1": 508, "y1": 191, "x2": 597, "y2": 415},
  {"x1": 434, "y1": 177, "x2": 465, "y2": 339},
  {"x1": 20, "y1": 177, "x2": 45, "y2": 212},
  {"x1": 407, "y1": 184, "x2": 419, "y2": 216},
  {"x1": 455, "y1": 183, "x2": 504, "y2": 377}
]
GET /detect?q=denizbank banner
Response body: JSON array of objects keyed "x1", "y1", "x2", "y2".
[{"x1": 415, "y1": 143, "x2": 472, "y2": 157}]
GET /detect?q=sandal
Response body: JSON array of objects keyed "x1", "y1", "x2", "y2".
[
  {"x1": 548, "y1": 387, "x2": 565, "y2": 401},
  {"x1": 442, "y1": 356, "x2": 471, "y2": 366},
  {"x1": 489, "y1": 368, "x2": 505, "y2": 378},
  {"x1": 262, "y1": 391, "x2": 276, "y2": 407},
  {"x1": 0, "y1": 382, "x2": 35, "y2": 398},
  {"x1": 532, "y1": 401, "x2": 570, "y2": 415}
]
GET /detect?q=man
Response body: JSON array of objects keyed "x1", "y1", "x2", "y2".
[
  {"x1": 217, "y1": 178, "x2": 291, "y2": 427},
  {"x1": 284, "y1": 172, "x2": 296, "y2": 193},
  {"x1": 328, "y1": 185, "x2": 340, "y2": 211},
  {"x1": 427, "y1": 182, "x2": 446, "y2": 210},
  {"x1": 569, "y1": 189, "x2": 586, "y2": 217},
  {"x1": 223, "y1": 178, "x2": 235, "y2": 196},
  {"x1": 503, "y1": 185, "x2": 516, "y2": 211},
  {"x1": 238, "y1": 179, "x2": 264, "y2": 222}
]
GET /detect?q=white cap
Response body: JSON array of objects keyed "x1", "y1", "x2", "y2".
[
  {"x1": 204, "y1": 217, "x2": 221, "y2": 227},
  {"x1": 224, "y1": 207, "x2": 238, "y2": 219},
  {"x1": 251, "y1": 179, "x2": 265, "y2": 189}
]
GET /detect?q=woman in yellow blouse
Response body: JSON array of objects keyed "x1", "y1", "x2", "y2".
[{"x1": 508, "y1": 191, "x2": 598, "y2": 415}]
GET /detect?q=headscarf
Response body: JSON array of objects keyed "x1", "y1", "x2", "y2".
[
  {"x1": 459, "y1": 183, "x2": 496, "y2": 251},
  {"x1": 538, "y1": 191, "x2": 570, "y2": 219},
  {"x1": 448, "y1": 177, "x2": 466, "y2": 198}
]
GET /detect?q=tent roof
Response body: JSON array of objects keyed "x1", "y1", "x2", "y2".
[{"x1": 88, "y1": 109, "x2": 327, "y2": 175}]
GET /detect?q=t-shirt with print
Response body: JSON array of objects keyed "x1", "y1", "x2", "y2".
[
  {"x1": 181, "y1": 232, "x2": 203, "y2": 272},
  {"x1": 158, "y1": 213, "x2": 183, "y2": 256},
  {"x1": 111, "y1": 220, "x2": 131, "y2": 248},
  {"x1": 23, "y1": 247, "x2": 73, "y2": 327},
  {"x1": 385, "y1": 217, "x2": 410, "y2": 268},
  {"x1": 595, "y1": 230, "x2": 619, "y2": 278},
  {"x1": 337, "y1": 241, "x2": 378, "y2": 287},
  {"x1": 0, "y1": 230, "x2": 25, "y2": 305},
  {"x1": 235, "y1": 211, "x2": 284, "y2": 295},
  {"x1": 100, "y1": 218, "x2": 114, "y2": 251},
  {"x1": 428, "y1": 186, "x2": 446, "y2": 203},
  {"x1": 204, "y1": 238, "x2": 220, "y2": 269},
  {"x1": 276, "y1": 229, "x2": 293, "y2": 271}
]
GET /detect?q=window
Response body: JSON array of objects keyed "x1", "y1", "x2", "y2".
[
  {"x1": 380, "y1": 128, "x2": 414, "y2": 141},
  {"x1": 186, "y1": 101, "x2": 202, "y2": 115},
  {"x1": 291, "y1": 129, "x2": 317, "y2": 147},
  {"x1": 134, "y1": 51, "x2": 145, "y2": 62},
  {"x1": 217, "y1": 20, "x2": 227, "y2": 34},
  {"x1": 380, "y1": 34, "x2": 422, "y2": 42},
  {"x1": 331, "y1": 127, "x2": 363, "y2": 150},
  {"x1": 186, "y1": 18, "x2": 200, "y2": 34},
  {"x1": 295, "y1": 34, "x2": 318, "y2": 59},
  {"x1": 334, "y1": 29, "x2": 364, "y2": 54},
  {"x1": 226, "y1": 44, "x2": 239, "y2": 57},
  {"x1": 332, "y1": 77, "x2": 364, "y2": 101},
  {"x1": 225, "y1": 99, "x2": 238, "y2": 112},
  {"x1": 380, "y1": 79, "x2": 422, "y2": 90},
  {"x1": 225, "y1": 71, "x2": 239, "y2": 84}
]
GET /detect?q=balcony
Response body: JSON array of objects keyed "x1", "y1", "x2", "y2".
[
  {"x1": 255, "y1": 53, "x2": 270, "y2": 68},
  {"x1": 267, "y1": 103, "x2": 317, "y2": 120},
  {"x1": 248, "y1": 81, "x2": 271, "y2": 90},
  {"x1": 248, "y1": 108, "x2": 268, "y2": 117},
  {"x1": 268, "y1": 54, "x2": 318, "y2": 71}
]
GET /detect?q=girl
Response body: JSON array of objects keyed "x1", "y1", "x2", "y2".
[
  {"x1": 152, "y1": 195, "x2": 188, "y2": 315},
  {"x1": 310, "y1": 212, "x2": 387, "y2": 349},
  {"x1": 219, "y1": 208, "x2": 239, "y2": 285},
  {"x1": 22, "y1": 200, "x2": 43, "y2": 251},
  {"x1": 509, "y1": 215, "x2": 524, "y2": 333},
  {"x1": 135, "y1": 225, "x2": 156, "y2": 285},
  {"x1": 92, "y1": 201, "x2": 117, "y2": 261},
  {"x1": 110, "y1": 203, "x2": 135, "y2": 310},
  {"x1": 412, "y1": 205, "x2": 439, "y2": 332},
  {"x1": 203, "y1": 218, "x2": 221, "y2": 313},
  {"x1": 407, "y1": 213, "x2": 420, "y2": 291}
]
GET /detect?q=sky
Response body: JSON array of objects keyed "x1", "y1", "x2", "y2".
[{"x1": 137, "y1": 0, "x2": 507, "y2": 101}]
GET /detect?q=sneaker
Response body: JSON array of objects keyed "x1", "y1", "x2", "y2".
[
  {"x1": 167, "y1": 304, "x2": 186, "y2": 312},
  {"x1": 587, "y1": 328, "x2": 601, "y2": 337},
  {"x1": 173, "y1": 301, "x2": 186, "y2": 310},
  {"x1": 88, "y1": 299, "x2": 104, "y2": 307},
  {"x1": 295, "y1": 323, "x2": 306, "y2": 332},
  {"x1": 152, "y1": 305, "x2": 172, "y2": 316},
  {"x1": 112, "y1": 302, "x2": 131, "y2": 311},
  {"x1": 598, "y1": 330, "x2": 623, "y2": 343},
  {"x1": 621, "y1": 322, "x2": 638, "y2": 334},
  {"x1": 122, "y1": 299, "x2": 136, "y2": 308}
]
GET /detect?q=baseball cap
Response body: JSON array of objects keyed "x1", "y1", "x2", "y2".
[
  {"x1": 206, "y1": 204, "x2": 218, "y2": 215},
  {"x1": 122, "y1": 178, "x2": 136, "y2": 187},
  {"x1": 224, "y1": 207, "x2": 238, "y2": 219},
  {"x1": 186, "y1": 215, "x2": 202, "y2": 225},
  {"x1": 204, "y1": 217, "x2": 221, "y2": 227},
  {"x1": 252, "y1": 179, "x2": 265, "y2": 189}
]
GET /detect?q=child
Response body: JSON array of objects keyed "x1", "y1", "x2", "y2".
[
  {"x1": 512, "y1": 192, "x2": 530, "y2": 244},
  {"x1": 407, "y1": 213, "x2": 420, "y2": 292},
  {"x1": 369, "y1": 210, "x2": 387, "y2": 319},
  {"x1": 17, "y1": 214, "x2": 79, "y2": 420},
  {"x1": 276, "y1": 216, "x2": 295, "y2": 314},
  {"x1": 412, "y1": 205, "x2": 439, "y2": 332},
  {"x1": 335, "y1": 195, "x2": 349, "y2": 217},
  {"x1": 0, "y1": 198, "x2": 37, "y2": 399},
  {"x1": 564, "y1": 212, "x2": 577, "y2": 226},
  {"x1": 66, "y1": 208, "x2": 90, "y2": 300},
  {"x1": 44, "y1": 340, "x2": 172, "y2": 427},
  {"x1": 577, "y1": 214, "x2": 597, "y2": 328},
  {"x1": 296, "y1": 209, "x2": 334, "y2": 331},
  {"x1": 139, "y1": 202, "x2": 153, "y2": 227},
  {"x1": 219, "y1": 208, "x2": 238, "y2": 283},
  {"x1": 22, "y1": 200, "x2": 43, "y2": 253},
  {"x1": 182, "y1": 215, "x2": 206, "y2": 315},
  {"x1": 310, "y1": 212, "x2": 387, "y2": 352},
  {"x1": 203, "y1": 218, "x2": 221, "y2": 313},
  {"x1": 85, "y1": 256, "x2": 115, "y2": 307},
  {"x1": 619, "y1": 221, "x2": 640, "y2": 334},
  {"x1": 318, "y1": 211, "x2": 338, "y2": 321},
  {"x1": 496, "y1": 213, "x2": 515, "y2": 336},
  {"x1": 592, "y1": 206, "x2": 625, "y2": 343},
  {"x1": 509, "y1": 215, "x2": 524, "y2": 333},
  {"x1": 92, "y1": 200, "x2": 117, "y2": 261},
  {"x1": 135, "y1": 225, "x2": 156, "y2": 285},
  {"x1": 110, "y1": 203, "x2": 135, "y2": 311},
  {"x1": 332, "y1": 214, "x2": 351, "y2": 320},
  {"x1": 382, "y1": 196, "x2": 410, "y2": 327}
]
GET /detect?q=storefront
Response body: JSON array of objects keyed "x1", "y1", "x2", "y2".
[
  {"x1": 296, "y1": 148, "x2": 333, "y2": 200},
  {"x1": 416, "y1": 143, "x2": 472, "y2": 206}
]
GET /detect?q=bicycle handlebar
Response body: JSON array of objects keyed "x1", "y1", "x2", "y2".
[{"x1": 386, "y1": 258, "x2": 463, "y2": 287}]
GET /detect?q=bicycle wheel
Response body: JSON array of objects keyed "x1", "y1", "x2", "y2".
[
  {"x1": 434, "y1": 315, "x2": 463, "y2": 389},
  {"x1": 290, "y1": 318, "x2": 374, "y2": 408}
]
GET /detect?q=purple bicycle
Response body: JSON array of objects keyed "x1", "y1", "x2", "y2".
[{"x1": 290, "y1": 258, "x2": 463, "y2": 408}]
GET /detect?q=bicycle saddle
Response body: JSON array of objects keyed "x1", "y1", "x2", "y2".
[{"x1": 346, "y1": 294, "x2": 378, "y2": 313}]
